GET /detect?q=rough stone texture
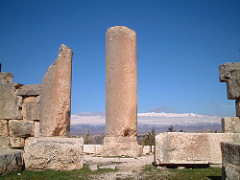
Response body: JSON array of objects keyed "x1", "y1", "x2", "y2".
[
  {"x1": 106, "y1": 26, "x2": 137, "y2": 137},
  {"x1": 221, "y1": 142, "x2": 240, "y2": 180},
  {"x1": 142, "y1": 145, "x2": 154, "y2": 155},
  {"x1": 0, "y1": 120, "x2": 8, "y2": 136},
  {"x1": 9, "y1": 137, "x2": 25, "y2": 148},
  {"x1": 103, "y1": 137, "x2": 142, "y2": 157},
  {"x1": 154, "y1": 132, "x2": 240, "y2": 165},
  {"x1": 9, "y1": 120, "x2": 34, "y2": 138},
  {"x1": 22, "y1": 102, "x2": 40, "y2": 121},
  {"x1": 40, "y1": 44, "x2": 72, "y2": 137},
  {"x1": 34, "y1": 121, "x2": 40, "y2": 137},
  {"x1": 16, "y1": 84, "x2": 41, "y2": 96},
  {"x1": 0, "y1": 73, "x2": 22, "y2": 120},
  {"x1": 0, "y1": 136, "x2": 10, "y2": 148},
  {"x1": 222, "y1": 117, "x2": 240, "y2": 133},
  {"x1": 235, "y1": 99, "x2": 240, "y2": 117},
  {"x1": 24, "y1": 137, "x2": 83, "y2": 170},
  {"x1": 220, "y1": 62, "x2": 240, "y2": 100},
  {"x1": 0, "y1": 148, "x2": 23, "y2": 175}
]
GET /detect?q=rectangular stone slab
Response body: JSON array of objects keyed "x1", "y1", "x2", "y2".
[
  {"x1": 222, "y1": 117, "x2": 240, "y2": 133},
  {"x1": 154, "y1": 132, "x2": 240, "y2": 165},
  {"x1": 23, "y1": 137, "x2": 83, "y2": 171}
]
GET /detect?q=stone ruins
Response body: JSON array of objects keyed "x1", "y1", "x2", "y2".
[
  {"x1": 104, "y1": 26, "x2": 142, "y2": 157},
  {"x1": 0, "y1": 26, "x2": 240, "y2": 180}
]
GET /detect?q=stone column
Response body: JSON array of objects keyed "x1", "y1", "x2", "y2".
[
  {"x1": 40, "y1": 44, "x2": 72, "y2": 137},
  {"x1": 104, "y1": 26, "x2": 141, "y2": 157}
]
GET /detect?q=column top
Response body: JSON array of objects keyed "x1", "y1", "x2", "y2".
[{"x1": 107, "y1": 26, "x2": 136, "y2": 37}]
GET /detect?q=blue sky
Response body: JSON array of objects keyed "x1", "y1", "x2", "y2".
[{"x1": 0, "y1": 0, "x2": 239, "y2": 117}]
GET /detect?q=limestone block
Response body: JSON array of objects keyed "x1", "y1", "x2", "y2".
[
  {"x1": 106, "y1": 26, "x2": 137, "y2": 137},
  {"x1": 16, "y1": 84, "x2": 41, "y2": 96},
  {"x1": 22, "y1": 102, "x2": 40, "y2": 121},
  {"x1": 0, "y1": 120, "x2": 8, "y2": 136},
  {"x1": 0, "y1": 73, "x2": 22, "y2": 120},
  {"x1": 40, "y1": 44, "x2": 72, "y2": 137},
  {"x1": 103, "y1": 137, "x2": 142, "y2": 157},
  {"x1": 0, "y1": 136, "x2": 10, "y2": 148},
  {"x1": 9, "y1": 120, "x2": 34, "y2": 138},
  {"x1": 221, "y1": 142, "x2": 240, "y2": 180},
  {"x1": 154, "y1": 132, "x2": 240, "y2": 165},
  {"x1": 219, "y1": 62, "x2": 240, "y2": 99},
  {"x1": 24, "y1": 137, "x2": 84, "y2": 170},
  {"x1": 23, "y1": 96, "x2": 38, "y2": 103},
  {"x1": 142, "y1": 145, "x2": 153, "y2": 155},
  {"x1": 0, "y1": 148, "x2": 23, "y2": 175},
  {"x1": 222, "y1": 117, "x2": 240, "y2": 133},
  {"x1": 83, "y1": 144, "x2": 103, "y2": 154},
  {"x1": 34, "y1": 121, "x2": 40, "y2": 137},
  {"x1": 10, "y1": 137, "x2": 25, "y2": 148}
]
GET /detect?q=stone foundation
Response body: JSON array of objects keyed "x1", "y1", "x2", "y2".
[
  {"x1": 221, "y1": 142, "x2": 240, "y2": 180},
  {"x1": 103, "y1": 137, "x2": 142, "y2": 157},
  {"x1": 154, "y1": 132, "x2": 240, "y2": 165},
  {"x1": 0, "y1": 148, "x2": 23, "y2": 175},
  {"x1": 23, "y1": 137, "x2": 84, "y2": 171}
]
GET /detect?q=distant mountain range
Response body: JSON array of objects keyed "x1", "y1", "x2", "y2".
[{"x1": 70, "y1": 112, "x2": 223, "y2": 135}]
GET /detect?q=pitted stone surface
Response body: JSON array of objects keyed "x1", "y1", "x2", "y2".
[
  {"x1": 222, "y1": 117, "x2": 240, "y2": 133},
  {"x1": 0, "y1": 148, "x2": 23, "y2": 175},
  {"x1": 106, "y1": 26, "x2": 137, "y2": 137},
  {"x1": 16, "y1": 84, "x2": 41, "y2": 96},
  {"x1": 9, "y1": 120, "x2": 34, "y2": 138},
  {"x1": 0, "y1": 120, "x2": 8, "y2": 136},
  {"x1": 0, "y1": 73, "x2": 22, "y2": 120},
  {"x1": 154, "y1": 132, "x2": 240, "y2": 165},
  {"x1": 219, "y1": 62, "x2": 240, "y2": 99},
  {"x1": 40, "y1": 44, "x2": 72, "y2": 137},
  {"x1": 22, "y1": 102, "x2": 40, "y2": 121},
  {"x1": 221, "y1": 142, "x2": 240, "y2": 180},
  {"x1": 24, "y1": 137, "x2": 83, "y2": 170}
]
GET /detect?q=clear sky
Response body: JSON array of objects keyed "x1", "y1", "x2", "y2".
[{"x1": 0, "y1": 0, "x2": 239, "y2": 117}]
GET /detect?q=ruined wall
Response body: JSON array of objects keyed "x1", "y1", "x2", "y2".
[{"x1": 0, "y1": 72, "x2": 40, "y2": 148}]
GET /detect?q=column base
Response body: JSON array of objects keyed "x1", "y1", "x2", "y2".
[{"x1": 103, "y1": 136, "x2": 142, "y2": 157}]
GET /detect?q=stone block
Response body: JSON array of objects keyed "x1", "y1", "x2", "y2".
[
  {"x1": 154, "y1": 132, "x2": 240, "y2": 165},
  {"x1": 142, "y1": 145, "x2": 153, "y2": 155},
  {"x1": 34, "y1": 121, "x2": 40, "y2": 137},
  {"x1": 23, "y1": 96, "x2": 38, "y2": 103},
  {"x1": 83, "y1": 144, "x2": 103, "y2": 154},
  {"x1": 0, "y1": 148, "x2": 23, "y2": 175},
  {"x1": 22, "y1": 102, "x2": 40, "y2": 121},
  {"x1": 103, "y1": 137, "x2": 142, "y2": 157},
  {"x1": 24, "y1": 137, "x2": 84, "y2": 170},
  {"x1": 40, "y1": 44, "x2": 72, "y2": 137},
  {"x1": 0, "y1": 73, "x2": 22, "y2": 120},
  {"x1": 16, "y1": 84, "x2": 41, "y2": 96},
  {"x1": 222, "y1": 117, "x2": 240, "y2": 133},
  {"x1": 0, "y1": 136, "x2": 10, "y2": 148},
  {"x1": 10, "y1": 137, "x2": 25, "y2": 148},
  {"x1": 219, "y1": 62, "x2": 240, "y2": 99},
  {"x1": 221, "y1": 142, "x2": 240, "y2": 180},
  {"x1": 0, "y1": 120, "x2": 8, "y2": 136},
  {"x1": 9, "y1": 120, "x2": 34, "y2": 138}
]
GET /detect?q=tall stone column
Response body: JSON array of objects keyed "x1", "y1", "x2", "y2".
[
  {"x1": 104, "y1": 26, "x2": 141, "y2": 157},
  {"x1": 40, "y1": 44, "x2": 72, "y2": 137}
]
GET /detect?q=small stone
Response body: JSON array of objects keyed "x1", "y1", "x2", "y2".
[{"x1": 89, "y1": 165, "x2": 98, "y2": 171}]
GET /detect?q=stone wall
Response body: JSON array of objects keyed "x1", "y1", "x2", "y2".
[{"x1": 0, "y1": 72, "x2": 40, "y2": 148}]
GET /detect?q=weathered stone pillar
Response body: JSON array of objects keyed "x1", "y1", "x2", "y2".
[
  {"x1": 106, "y1": 26, "x2": 137, "y2": 137},
  {"x1": 40, "y1": 44, "x2": 72, "y2": 137},
  {"x1": 104, "y1": 26, "x2": 141, "y2": 157}
]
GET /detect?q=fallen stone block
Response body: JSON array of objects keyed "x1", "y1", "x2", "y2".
[
  {"x1": 222, "y1": 117, "x2": 240, "y2": 133},
  {"x1": 24, "y1": 137, "x2": 84, "y2": 171},
  {"x1": 103, "y1": 136, "x2": 142, "y2": 157},
  {"x1": 16, "y1": 84, "x2": 41, "y2": 96},
  {"x1": 0, "y1": 148, "x2": 23, "y2": 175},
  {"x1": 221, "y1": 142, "x2": 240, "y2": 180},
  {"x1": 9, "y1": 120, "x2": 34, "y2": 138},
  {"x1": 83, "y1": 144, "x2": 103, "y2": 154},
  {"x1": 155, "y1": 132, "x2": 240, "y2": 165}
]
